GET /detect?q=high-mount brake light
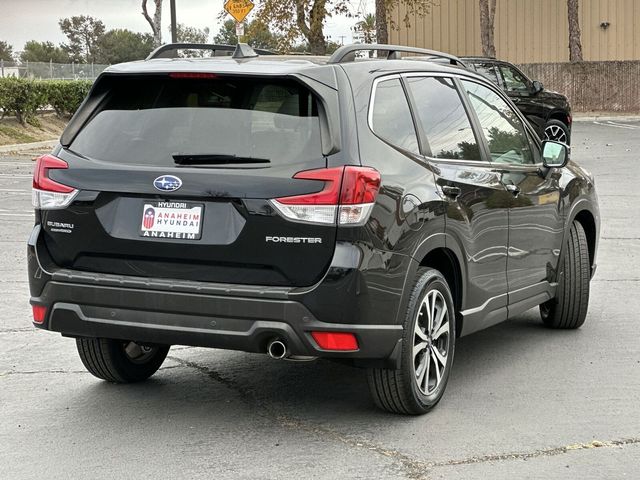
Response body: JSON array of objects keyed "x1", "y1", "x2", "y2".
[
  {"x1": 32, "y1": 154, "x2": 78, "y2": 210},
  {"x1": 271, "y1": 166, "x2": 380, "y2": 226},
  {"x1": 168, "y1": 72, "x2": 218, "y2": 79}
]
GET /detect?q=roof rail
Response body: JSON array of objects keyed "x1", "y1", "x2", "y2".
[
  {"x1": 460, "y1": 55, "x2": 497, "y2": 60},
  {"x1": 146, "y1": 43, "x2": 275, "y2": 60},
  {"x1": 327, "y1": 44, "x2": 466, "y2": 67}
]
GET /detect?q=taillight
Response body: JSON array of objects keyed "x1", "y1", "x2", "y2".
[
  {"x1": 32, "y1": 154, "x2": 78, "y2": 210},
  {"x1": 271, "y1": 166, "x2": 381, "y2": 226}
]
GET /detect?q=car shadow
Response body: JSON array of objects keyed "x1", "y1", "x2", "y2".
[{"x1": 68, "y1": 308, "x2": 584, "y2": 429}]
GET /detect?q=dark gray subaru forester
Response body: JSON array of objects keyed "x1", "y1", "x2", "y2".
[{"x1": 28, "y1": 43, "x2": 599, "y2": 414}]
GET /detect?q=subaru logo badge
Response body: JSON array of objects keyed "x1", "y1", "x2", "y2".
[{"x1": 153, "y1": 175, "x2": 182, "y2": 192}]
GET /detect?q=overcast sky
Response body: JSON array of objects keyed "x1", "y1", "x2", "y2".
[{"x1": 1, "y1": 0, "x2": 373, "y2": 53}]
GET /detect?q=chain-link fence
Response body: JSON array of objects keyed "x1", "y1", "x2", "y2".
[
  {"x1": 520, "y1": 61, "x2": 640, "y2": 113},
  {"x1": 0, "y1": 60, "x2": 109, "y2": 80}
]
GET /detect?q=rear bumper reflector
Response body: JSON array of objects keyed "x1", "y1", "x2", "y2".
[
  {"x1": 311, "y1": 331, "x2": 359, "y2": 351},
  {"x1": 32, "y1": 305, "x2": 47, "y2": 324}
]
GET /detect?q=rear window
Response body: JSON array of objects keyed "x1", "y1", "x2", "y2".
[{"x1": 70, "y1": 75, "x2": 323, "y2": 167}]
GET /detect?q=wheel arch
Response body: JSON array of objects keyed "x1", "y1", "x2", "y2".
[
  {"x1": 405, "y1": 233, "x2": 466, "y2": 337},
  {"x1": 566, "y1": 195, "x2": 599, "y2": 277},
  {"x1": 548, "y1": 110, "x2": 571, "y2": 126},
  {"x1": 572, "y1": 209, "x2": 597, "y2": 273},
  {"x1": 419, "y1": 247, "x2": 464, "y2": 337}
]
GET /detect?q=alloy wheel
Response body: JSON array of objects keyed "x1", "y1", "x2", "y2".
[
  {"x1": 413, "y1": 289, "x2": 451, "y2": 395},
  {"x1": 544, "y1": 124, "x2": 568, "y2": 143}
]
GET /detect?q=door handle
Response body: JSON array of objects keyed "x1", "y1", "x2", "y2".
[
  {"x1": 505, "y1": 184, "x2": 521, "y2": 196},
  {"x1": 441, "y1": 185, "x2": 461, "y2": 199}
]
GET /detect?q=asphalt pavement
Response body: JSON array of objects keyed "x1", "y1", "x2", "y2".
[{"x1": 1, "y1": 120, "x2": 639, "y2": 479}]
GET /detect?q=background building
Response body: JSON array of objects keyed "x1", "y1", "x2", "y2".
[{"x1": 389, "y1": 0, "x2": 640, "y2": 63}]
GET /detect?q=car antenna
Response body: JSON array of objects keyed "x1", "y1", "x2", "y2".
[{"x1": 232, "y1": 43, "x2": 259, "y2": 59}]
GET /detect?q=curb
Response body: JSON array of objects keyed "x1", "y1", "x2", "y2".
[
  {"x1": 573, "y1": 115, "x2": 640, "y2": 123},
  {"x1": 0, "y1": 139, "x2": 58, "y2": 154}
]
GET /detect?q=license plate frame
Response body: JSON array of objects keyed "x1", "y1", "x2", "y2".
[{"x1": 139, "y1": 201, "x2": 204, "y2": 240}]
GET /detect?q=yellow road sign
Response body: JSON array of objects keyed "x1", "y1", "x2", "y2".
[{"x1": 224, "y1": 0, "x2": 254, "y2": 23}]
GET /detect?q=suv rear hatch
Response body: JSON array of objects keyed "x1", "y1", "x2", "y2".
[{"x1": 38, "y1": 72, "x2": 342, "y2": 287}]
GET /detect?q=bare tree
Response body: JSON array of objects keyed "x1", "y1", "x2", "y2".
[
  {"x1": 142, "y1": 0, "x2": 163, "y2": 47},
  {"x1": 479, "y1": 0, "x2": 497, "y2": 57},
  {"x1": 567, "y1": 0, "x2": 583, "y2": 62},
  {"x1": 375, "y1": 0, "x2": 389, "y2": 44}
]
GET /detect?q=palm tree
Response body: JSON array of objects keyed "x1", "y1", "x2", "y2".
[{"x1": 354, "y1": 14, "x2": 376, "y2": 44}]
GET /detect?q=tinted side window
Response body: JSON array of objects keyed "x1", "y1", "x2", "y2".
[
  {"x1": 406, "y1": 76, "x2": 480, "y2": 161},
  {"x1": 473, "y1": 62, "x2": 500, "y2": 86},
  {"x1": 462, "y1": 81, "x2": 534, "y2": 165},
  {"x1": 371, "y1": 78, "x2": 419, "y2": 154},
  {"x1": 499, "y1": 65, "x2": 530, "y2": 92}
]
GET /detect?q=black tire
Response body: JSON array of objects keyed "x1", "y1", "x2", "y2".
[
  {"x1": 540, "y1": 221, "x2": 590, "y2": 329},
  {"x1": 367, "y1": 268, "x2": 456, "y2": 415},
  {"x1": 76, "y1": 338, "x2": 170, "y2": 383},
  {"x1": 544, "y1": 119, "x2": 570, "y2": 145}
]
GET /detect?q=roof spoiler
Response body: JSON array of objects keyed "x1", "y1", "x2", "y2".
[
  {"x1": 328, "y1": 44, "x2": 466, "y2": 67},
  {"x1": 146, "y1": 43, "x2": 275, "y2": 60}
]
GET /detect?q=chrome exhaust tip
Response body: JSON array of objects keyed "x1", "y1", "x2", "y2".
[{"x1": 267, "y1": 339, "x2": 287, "y2": 360}]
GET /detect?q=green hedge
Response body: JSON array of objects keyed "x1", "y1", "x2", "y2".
[
  {"x1": 45, "y1": 80, "x2": 93, "y2": 119},
  {"x1": 0, "y1": 78, "x2": 92, "y2": 126}
]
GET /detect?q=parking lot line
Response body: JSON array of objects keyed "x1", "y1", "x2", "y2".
[
  {"x1": 605, "y1": 120, "x2": 640, "y2": 129},
  {"x1": 593, "y1": 121, "x2": 640, "y2": 130}
]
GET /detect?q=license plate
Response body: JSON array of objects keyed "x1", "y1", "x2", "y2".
[{"x1": 140, "y1": 201, "x2": 203, "y2": 240}]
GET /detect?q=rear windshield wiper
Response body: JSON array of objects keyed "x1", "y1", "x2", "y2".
[{"x1": 172, "y1": 154, "x2": 271, "y2": 166}]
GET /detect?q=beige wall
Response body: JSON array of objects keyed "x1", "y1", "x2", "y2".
[
  {"x1": 389, "y1": 0, "x2": 640, "y2": 63},
  {"x1": 520, "y1": 60, "x2": 640, "y2": 112}
]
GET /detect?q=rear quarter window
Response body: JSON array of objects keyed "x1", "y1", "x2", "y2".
[{"x1": 369, "y1": 78, "x2": 419, "y2": 154}]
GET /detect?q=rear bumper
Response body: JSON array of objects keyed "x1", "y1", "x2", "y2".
[
  {"x1": 28, "y1": 224, "x2": 404, "y2": 365},
  {"x1": 32, "y1": 280, "x2": 402, "y2": 364}
]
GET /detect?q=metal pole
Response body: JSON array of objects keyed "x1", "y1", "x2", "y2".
[
  {"x1": 1, "y1": 59, "x2": 4, "y2": 78},
  {"x1": 170, "y1": 0, "x2": 177, "y2": 43}
]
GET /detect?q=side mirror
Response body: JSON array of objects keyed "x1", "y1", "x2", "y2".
[
  {"x1": 532, "y1": 80, "x2": 544, "y2": 93},
  {"x1": 542, "y1": 140, "x2": 569, "y2": 168}
]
